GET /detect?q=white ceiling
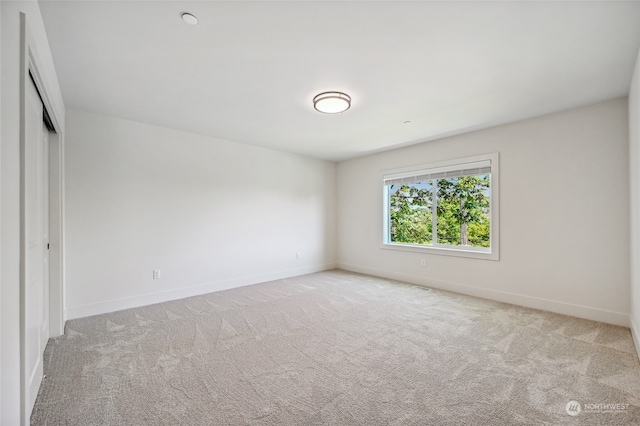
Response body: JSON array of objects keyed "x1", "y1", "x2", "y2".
[{"x1": 39, "y1": 1, "x2": 640, "y2": 161}]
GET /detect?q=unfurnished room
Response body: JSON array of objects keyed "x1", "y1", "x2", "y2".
[{"x1": 2, "y1": 1, "x2": 640, "y2": 425}]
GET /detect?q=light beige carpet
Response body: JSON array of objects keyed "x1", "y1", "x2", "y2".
[{"x1": 31, "y1": 270, "x2": 640, "y2": 425}]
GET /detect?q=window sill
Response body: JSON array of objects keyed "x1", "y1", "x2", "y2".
[{"x1": 380, "y1": 242, "x2": 499, "y2": 261}]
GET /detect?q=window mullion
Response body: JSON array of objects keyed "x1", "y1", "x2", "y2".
[{"x1": 431, "y1": 180, "x2": 438, "y2": 246}]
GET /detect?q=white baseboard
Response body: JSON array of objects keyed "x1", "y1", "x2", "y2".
[
  {"x1": 631, "y1": 315, "x2": 640, "y2": 362},
  {"x1": 65, "y1": 263, "x2": 337, "y2": 320},
  {"x1": 338, "y1": 262, "x2": 630, "y2": 327}
]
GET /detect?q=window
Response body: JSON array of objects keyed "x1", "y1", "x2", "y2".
[{"x1": 382, "y1": 153, "x2": 499, "y2": 260}]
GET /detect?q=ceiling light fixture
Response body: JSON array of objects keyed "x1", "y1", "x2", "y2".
[
  {"x1": 182, "y1": 13, "x2": 198, "y2": 25},
  {"x1": 313, "y1": 91, "x2": 351, "y2": 114}
]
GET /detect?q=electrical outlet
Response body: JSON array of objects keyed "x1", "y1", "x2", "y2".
[
  {"x1": 153, "y1": 270, "x2": 161, "y2": 279},
  {"x1": 420, "y1": 259, "x2": 426, "y2": 267},
  {"x1": 296, "y1": 252, "x2": 301, "y2": 260}
]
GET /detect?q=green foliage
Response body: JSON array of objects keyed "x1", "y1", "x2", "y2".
[
  {"x1": 467, "y1": 218, "x2": 490, "y2": 248},
  {"x1": 389, "y1": 175, "x2": 490, "y2": 247},
  {"x1": 389, "y1": 184, "x2": 432, "y2": 244},
  {"x1": 437, "y1": 175, "x2": 490, "y2": 246},
  {"x1": 435, "y1": 198, "x2": 460, "y2": 245}
]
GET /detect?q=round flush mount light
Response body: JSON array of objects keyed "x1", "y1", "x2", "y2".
[
  {"x1": 313, "y1": 91, "x2": 351, "y2": 114},
  {"x1": 181, "y1": 13, "x2": 198, "y2": 25}
]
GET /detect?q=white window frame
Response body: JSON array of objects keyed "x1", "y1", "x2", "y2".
[{"x1": 381, "y1": 153, "x2": 499, "y2": 261}]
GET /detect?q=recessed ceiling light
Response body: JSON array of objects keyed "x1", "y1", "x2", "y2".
[
  {"x1": 313, "y1": 91, "x2": 351, "y2": 114},
  {"x1": 182, "y1": 13, "x2": 198, "y2": 26}
]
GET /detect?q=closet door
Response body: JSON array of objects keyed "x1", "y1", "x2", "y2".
[{"x1": 24, "y1": 76, "x2": 49, "y2": 418}]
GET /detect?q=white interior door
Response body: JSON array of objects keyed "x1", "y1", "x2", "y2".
[
  {"x1": 24, "y1": 77, "x2": 50, "y2": 418},
  {"x1": 41, "y1": 122, "x2": 50, "y2": 350}
]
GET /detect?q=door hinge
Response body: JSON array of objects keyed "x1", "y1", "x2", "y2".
[{"x1": 47, "y1": 243, "x2": 50, "y2": 250}]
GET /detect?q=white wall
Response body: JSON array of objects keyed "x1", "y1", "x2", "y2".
[
  {"x1": 65, "y1": 109, "x2": 337, "y2": 319},
  {"x1": 630, "y1": 48, "x2": 640, "y2": 357},
  {"x1": 1, "y1": 1, "x2": 65, "y2": 424},
  {"x1": 337, "y1": 98, "x2": 630, "y2": 326}
]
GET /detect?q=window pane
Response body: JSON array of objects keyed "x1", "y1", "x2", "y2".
[
  {"x1": 436, "y1": 175, "x2": 490, "y2": 247},
  {"x1": 388, "y1": 181, "x2": 433, "y2": 245}
]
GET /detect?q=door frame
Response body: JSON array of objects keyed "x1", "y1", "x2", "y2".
[{"x1": 19, "y1": 12, "x2": 65, "y2": 424}]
